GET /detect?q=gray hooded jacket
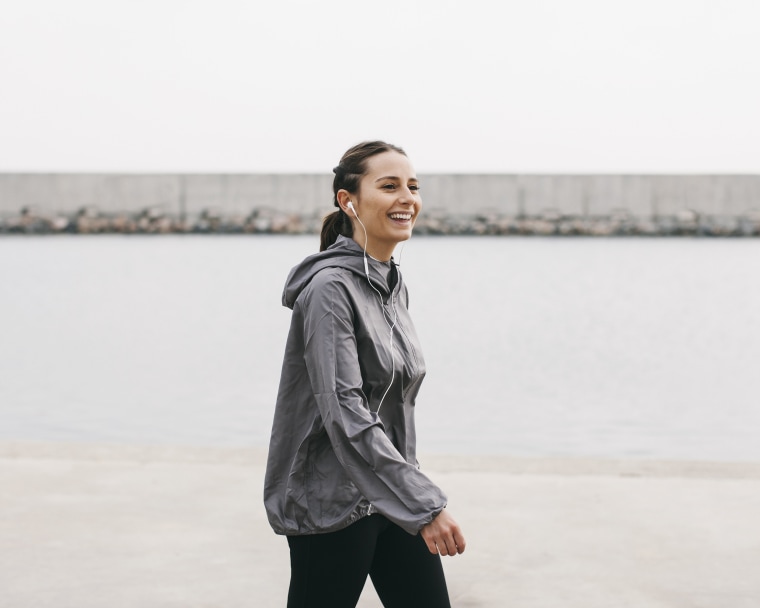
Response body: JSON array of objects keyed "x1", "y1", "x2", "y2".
[{"x1": 263, "y1": 235, "x2": 447, "y2": 536}]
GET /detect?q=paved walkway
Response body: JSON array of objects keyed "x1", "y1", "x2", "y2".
[{"x1": 1, "y1": 442, "x2": 759, "y2": 608}]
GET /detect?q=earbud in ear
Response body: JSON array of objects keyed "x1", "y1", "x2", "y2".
[{"x1": 347, "y1": 201, "x2": 357, "y2": 216}]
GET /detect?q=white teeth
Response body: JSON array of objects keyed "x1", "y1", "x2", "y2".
[{"x1": 389, "y1": 213, "x2": 412, "y2": 220}]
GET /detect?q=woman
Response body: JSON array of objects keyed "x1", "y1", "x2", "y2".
[{"x1": 264, "y1": 141, "x2": 465, "y2": 608}]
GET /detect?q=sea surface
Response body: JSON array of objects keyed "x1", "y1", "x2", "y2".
[{"x1": 1, "y1": 235, "x2": 759, "y2": 461}]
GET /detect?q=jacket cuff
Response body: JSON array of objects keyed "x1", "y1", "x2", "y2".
[{"x1": 415, "y1": 504, "x2": 447, "y2": 534}]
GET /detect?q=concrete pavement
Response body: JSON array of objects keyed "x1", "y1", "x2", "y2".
[{"x1": 1, "y1": 442, "x2": 759, "y2": 608}]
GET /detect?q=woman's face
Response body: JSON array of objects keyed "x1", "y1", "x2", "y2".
[{"x1": 344, "y1": 151, "x2": 422, "y2": 259}]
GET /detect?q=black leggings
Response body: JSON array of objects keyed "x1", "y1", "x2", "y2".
[{"x1": 286, "y1": 514, "x2": 451, "y2": 608}]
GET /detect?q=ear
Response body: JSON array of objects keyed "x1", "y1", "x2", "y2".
[{"x1": 336, "y1": 189, "x2": 353, "y2": 214}]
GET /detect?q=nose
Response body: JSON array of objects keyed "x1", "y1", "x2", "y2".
[{"x1": 399, "y1": 186, "x2": 417, "y2": 204}]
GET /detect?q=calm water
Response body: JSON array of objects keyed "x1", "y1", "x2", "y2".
[{"x1": 1, "y1": 235, "x2": 759, "y2": 461}]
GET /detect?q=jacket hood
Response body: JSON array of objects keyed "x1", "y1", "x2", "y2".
[{"x1": 282, "y1": 235, "x2": 397, "y2": 309}]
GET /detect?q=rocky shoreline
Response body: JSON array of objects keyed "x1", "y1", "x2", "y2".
[{"x1": 2, "y1": 205, "x2": 760, "y2": 236}]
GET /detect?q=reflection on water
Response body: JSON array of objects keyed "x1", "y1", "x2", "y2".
[{"x1": 1, "y1": 235, "x2": 759, "y2": 461}]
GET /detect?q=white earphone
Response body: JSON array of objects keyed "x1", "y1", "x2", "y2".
[{"x1": 345, "y1": 197, "x2": 397, "y2": 417}]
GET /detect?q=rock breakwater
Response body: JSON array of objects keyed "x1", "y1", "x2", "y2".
[{"x1": 2, "y1": 205, "x2": 760, "y2": 237}]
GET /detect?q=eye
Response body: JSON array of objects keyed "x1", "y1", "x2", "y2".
[
  {"x1": 409, "y1": 184, "x2": 420, "y2": 191},
  {"x1": 382, "y1": 183, "x2": 396, "y2": 190}
]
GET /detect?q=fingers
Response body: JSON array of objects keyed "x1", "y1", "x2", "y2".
[
  {"x1": 422, "y1": 534, "x2": 438, "y2": 555},
  {"x1": 453, "y1": 528, "x2": 466, "y2": 554},
  {"x1": 420, "y1": 510, "x2": 467, "y2": 557},
  {"x1": 439, "y1": 536, "x2": 454, "y2": 556},
  {"x1": 438, "y1": 526, "x2": 465, "y2": 556},
  {"x1": 432, "y1": 529, "x2": 464, "y2": 556},
  {"x1": 420, "y1": 524, "x2": 439, "y2": 555}
]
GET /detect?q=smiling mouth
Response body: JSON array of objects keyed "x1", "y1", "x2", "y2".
[{"x1": 389, "y1": 213, "x2": 413, "y2": 221}]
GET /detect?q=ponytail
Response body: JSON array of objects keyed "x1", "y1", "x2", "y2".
[
  {"x1": 320, "y1": 209, "x2": 352, "y2": 251},
  {"x1": 321, "y1": 140, "x2": 406, "y2": 251}
]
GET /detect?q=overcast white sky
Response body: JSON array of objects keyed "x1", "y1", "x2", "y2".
[{"x1": 1, "y1": 0, "x2": 759, "y2": 173}]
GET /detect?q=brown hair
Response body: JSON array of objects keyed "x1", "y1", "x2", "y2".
[{"x1": 320, "y1": 140, "x2": 407, "y2": 251}]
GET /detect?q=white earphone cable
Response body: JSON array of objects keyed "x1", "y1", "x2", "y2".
[{"x1": 350, "y1": 203, "x2": 397, "y2": 416}]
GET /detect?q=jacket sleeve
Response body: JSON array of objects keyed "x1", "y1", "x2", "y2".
[{"x1": 299, "y1": 275, "x2": 447, "y2": 535}]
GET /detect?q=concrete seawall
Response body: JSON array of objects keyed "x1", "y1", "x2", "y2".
[{"x1": 2, "y1": 173, "x2": 760, "y2": 236}]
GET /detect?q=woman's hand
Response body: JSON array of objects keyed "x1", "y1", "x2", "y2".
[{"x1": 420, "y1": 509, "x2": 466, "y2": 556}]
